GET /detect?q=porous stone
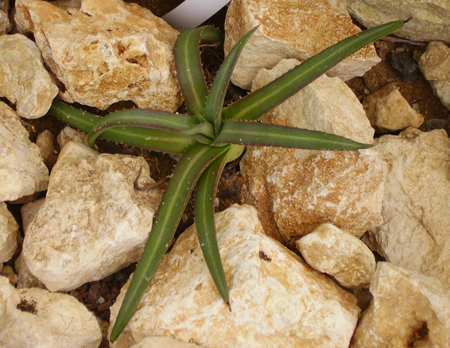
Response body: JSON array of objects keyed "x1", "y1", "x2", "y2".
[
  {"x1": 348, "y1": 0, "x2": 450, "y2": 42},
  {"x1": 351, "y1": 262, "x2": 450, "y2": 347},
  {"x1": 0, "y1": 0, "x2": 10, "y2": 34},
  {"x1": 225, "y1": 0, "x2": 380, "y2": 89},
  {"x1": 130, "y1": 336, "x2": 204, "y2": 348},
  {"x1": 110, "y1": 205, "x2": 360, "y2": 348},
  {"x1": 0, "y1": 275, "x2": 102, "y2": 347},
  {"x1": 296, "y1": 223, "x2": 376, "y2": 288},
  {"x1": 22, "y1": 142, "x2": 162, "y2": 291},
  {"x1": 419, "y1": 41, "x2": 450, "y2": 109},
  {"x1": 363, "y1": 83, "x2": 424, "y2": 133},
  {"x1": 239, "y1": 59, "x2": 386, "y2": 246},
  {"x1": 368, "y1": 128, "x2": 450, "y2": 288},
  {"x1": 0, "y1": 34, "x2": 59, "y2": 119},
  {"x1": 0, "y1": 101, "x2": 49, "y2": 202},
  {"x1": 0, "y1": 202, "x2": 18, "y2": 263},
  {"x1": 15, "y1": 0, "x2": 182, "y2": 111}
]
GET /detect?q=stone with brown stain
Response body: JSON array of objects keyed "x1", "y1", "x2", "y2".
[
  {"x1": 363, "y1": 83, "x2": 424, "y2": 133},
  {"x1": 0, "y1": 275, "x2": 102, "y2": 347},
  {"x1": 15, "y1": 0, "x2": 182, "y2": 111},
  {"x1": 296, "y1": 223, "x2": 376, "y2": 288},
  {"x1": 110, "y1": 204, "x2": 360, "y2": 348},
  {"x1": 224, "y1": 0, "x2": 380, "y2": 89},
  {"x1": 351, "y1": 262, "x2": 450, "y2": 348}
]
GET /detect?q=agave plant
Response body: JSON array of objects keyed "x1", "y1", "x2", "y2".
[{"x1": 49, "y1": 20, "x2": 403, "y2": 341}]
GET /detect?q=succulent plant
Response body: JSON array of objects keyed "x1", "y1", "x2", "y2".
[{"x1": 49, "y1": 20, "x2": 404, "y2": 341}]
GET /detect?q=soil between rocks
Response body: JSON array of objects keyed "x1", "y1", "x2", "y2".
[{"x1": 3, "y1": 2, "x2": 450, "y2": 347}]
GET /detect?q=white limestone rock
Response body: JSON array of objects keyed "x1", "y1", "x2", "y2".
[
  {"x1": 239, "y1": 59, "x2": 386, "y2": 246},
  {"x1": 130, "y1": 336, "x2": 204, "y2": 348},
  {"x1": 351, "y1": 262, "x2": 450, "y2": 347},
  {"x1": 0, "y1": 275, "x2": 102, "y2": 348},
  {"x1": 348, "y1": 0, "x2": 450, "y2": 42},
  {"x1": 20, "y1": 197, "x2": 45, "y2": 234},
  {"x1": 225, "y1": 0, "x2": 380, "y2": 89},
  {"x1": 22, "y1": 142, "x2": 162, "y2": 291},
  {"x1": 0, "y1": 202, "x2": 18, "y2": 263},
  {"x1": 0, "y1": 34, "x2": 59, "y2": 119},
  {"x1": 57, "y1": 125, "x2": 88, "y2": 149},
  {"x1": 36, "y1": 130, "x2": 57, "y2": 166},
  {"x1": 0, "y1": 101, "x2": 49, "y2": 202},
  {"x1": 369, "y1": 128, "x2": 450, "y2": 288},
  {"x1": 15, "y1": 0, "x2": 182, "y2": 111},
  {"x1": 419, "y1": 41, "x2": 450, "y2": 109},
  {"x1": 363, "y1": 83, "x2": 424, "y2": 133},
  {"x1": 110, "y1": 205, "x2": 360, "y2": 348},
  {"x1": 296, "y1": 223, "x2": 376, "y2": 288}
]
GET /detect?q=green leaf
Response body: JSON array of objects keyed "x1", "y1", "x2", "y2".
[
  {"x1": 195, "y1": 152, "x2": 230, "y2": 306},
  {"x1": 213, "y1": 120, "x2": 372, "y2": 150},
  {"x1": 175, "y1": 26, "x2": 223, "y2": 120},
  {"x1": 204, "y1": 26, "x2": 258, "y2": 133},
  {"x1": 221, "y1": 21, "x2": 404, "y2": 121},
  {"x1": 49, "y1": 100, "x2": 196, "y2": 154},
  {"x1": 86, "y1": 109, "x2": 200, "y2": 148},
  {"x1": 110, "y1": 143, "x2": 230, "y2": 342}
]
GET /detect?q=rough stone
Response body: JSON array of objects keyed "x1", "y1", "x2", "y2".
[
  {"x1": 252, "y1": 59, "x2": 375, "y2": 144},
  {"x1": 0, "y1": 275, "x2": 102, "y2": 347},
  {"x1": 0, "y1": 202, "x2": 18, "y2": 263},
  {"x1": 368, "y1": 128, "x2": 450, "y2": 288},
  {"x1": 22, "y1": 142, "x2": 162, "y2": 291},
  {"x1": 0, "y1": 34, "x2": 59, "y2": 119},
  {"x1": 348, "y1": 0, "x2": 450, "y2": 42},
  {"x1": 0, "y1": 101, "x2": 49, "y2": 202},
  {"x1": 110, "y1": 205, "x2": 360, "y2": 348},
  {"x1": 351, "y1": 262, "x2": 450, "y2": 347},
  {"x1": 57, "y1": 125, "x2": 88, "y2": 149},
  {"x1": 419, "y1": 41, "x2": 450, "y2": 109},
  {"x1": 0, "y1": 0, "x2": 10, "y2": 34},
  {"x1": 296, "y1": 223, "x2": 376, "y2": 288},
  {"x1": 15, "y1": 0, "x2": 182, "y2": 111},
  {"x1": 224, "y1": 0, "x2": 380, "y2": 90},
  {"x1": 239, "y1": 59, "x2": 386, "y2": 246},
  {"x1": 130, "y1": 336, "x2": 204, "y2": 348},
  {"x1": 363, "y1": 83, "x2": 424, "y2": 133},
  {"x1": 36, "y1": 130, "x2": 57, "y2": 166}
]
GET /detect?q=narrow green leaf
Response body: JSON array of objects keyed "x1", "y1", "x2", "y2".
[
  {"x1": 213, "y1": 120, "x2": 372, "y2": 150},
  {"x1": 87, "y1": 109, "x2": 200, "y2": 147},
  {"x1": 204, "y1": 26, "x2": 258, "y2": 133},
  {"x1": 49, "y1": 99, "x2": 196, "y2": 154},
  {"x1": 175, "y1": 26, "x2": 222, "y2": 119},
  {"x1": 222, "y1": 21, "x2": 404, "y2": 121},
  {"x1": 195, "y1": 152, "x2": 230, "y2": 306},
  {"x1": 110, "y1": 143, "x2": 230, "y2": 342}
]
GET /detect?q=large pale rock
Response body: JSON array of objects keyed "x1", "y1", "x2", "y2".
[
  {"x1": 348, "y1": 0, "x2": 450, "y2": 42},
  {"x1": 369, "y1": 128, "x2": 450, "y2": 288},
  {"x1": 363, "y1": 83, "x2": 424, "y2": 133},
  {"x1": 225, "y1": 0, "x2": 380, "y2": 90},
  {"x1": 419, "y1": 41, "x2": 450, "y2": 109},
  {"x1": 110, "y1": 205, "x2": 360, "y2": 348},
  {"x1": 351, "y1": 262, "x2": 450, "y2": 347},
  {"x1": 0, "y1": 202, "x2": 18, "y2": 263},
  {"x1": 296, "y1": 223, "x2": 376, "y2": 288},
  {"x1": 0, "y1": 101, "x2": 49, "y2": 202},
  {"x1": 15, "y1": 0, "x2": 182, "y2": 111},
  {"x1": 239, "y1": 59, "x2": 386, "y2": 246},
  {"x1": 0, "y1": 275, "x2": 102, "y2": 347},
  {"x1": 22, "y1": 142, "x2": 162, "y2": 291},
  {"x1": 252, "y1": 59, "x2": 375, "y2": 144},
  {"x1": 0, "y1": 34, "x2": 59, "y2": 119},
  {"x1": 131, "y1": 336, "x2": 204, "y2": 348}
]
